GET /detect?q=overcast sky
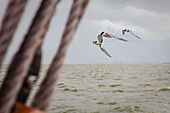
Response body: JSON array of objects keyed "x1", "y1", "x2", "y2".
[{"x1": 0, "y1": 0, "x2": 170, "y2": 64}]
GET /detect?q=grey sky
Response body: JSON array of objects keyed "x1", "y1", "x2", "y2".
[{"x1": 0, "y1": 0, "x2": 170, "y2": 64}]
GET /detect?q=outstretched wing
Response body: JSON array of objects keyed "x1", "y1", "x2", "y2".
[
  {"x1": 99, "y1": 44, "x2": 112, "y2": 57},
  {"x1": 113, "y1": 35, "x2": 129, "y2": 42},
  {"x1": 129, "y1": 30, "x2": 141, "y2": 39},
  {"x1": 103, "y1": 33, "x2": 128, "y2": 42},
  {"x1": 122, "y1": 29, "x2": 126, "y2": 35}
]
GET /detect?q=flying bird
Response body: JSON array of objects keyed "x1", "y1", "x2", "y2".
[
  {"x1": 93, "y1": 32, "x2": 111, "y2": 57},
  {"x1": 122, "y1": 29, "x2": 141, "y2": 39},
  {"x1": 93, "y1": 31, "x2": 128, "y2": 57}
]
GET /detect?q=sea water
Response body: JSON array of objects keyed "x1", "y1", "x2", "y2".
[{"x1": 0, "y1": 64, "x2": 170, "y2": 113}]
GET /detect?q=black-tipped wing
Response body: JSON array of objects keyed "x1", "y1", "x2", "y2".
[
  {"x1": 129, "y1": 30, "x2": 141, "y2": 39},
  {"x1": 103, "y1": 33, "x2": 128, "y2": 42},
  {"x1": 99, "y1": 44, "x2": 112, "y2": 57}
]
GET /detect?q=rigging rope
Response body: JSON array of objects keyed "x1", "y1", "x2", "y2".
[
  {"x1": 31, "y1": 0, "x2": 89, "y2": 111},
  {"x1": 0, "y1": 0, "x2": 60, "y2": 113},
  {"x1": 17, "y1": 45, "x2": 42, "y2": 103},
  {"x1": 0, "y1": 0, "x2": 28, "y2": 68}
]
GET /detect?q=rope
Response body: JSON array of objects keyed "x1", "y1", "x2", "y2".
[
  {"x1": 31, "y1": 0, "x2": 89, "y2": 111},
  {"x1": 17, "y1": 45, "x2": 42, "y2": 103},
  {"x1": 0, "y1": 0, "x2": 60, "y2": 113},
  {"x1": 0, "y1": 0, "x2": 28, "y2": 68}
]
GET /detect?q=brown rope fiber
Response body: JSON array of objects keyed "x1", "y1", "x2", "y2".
[
  {"x1": 17, "y1": 45, "x2": 42, "y2": 103},
  {"x1": 0, "y1": 0, "x2": 28, "y2": 68},
  {"x1": 31, "y1": 0, "x2": 89, "y2": 111},
  {"x1": 0, "y1": 0, "x2": 60, "y2": 113}
]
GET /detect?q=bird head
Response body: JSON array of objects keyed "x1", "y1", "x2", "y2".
[
  {"x1": 93, "y1": 41, "x2": 97, "y2": 44},
  {"x1": 122, "y1": 29, "x2": 126, "y2": 35}
]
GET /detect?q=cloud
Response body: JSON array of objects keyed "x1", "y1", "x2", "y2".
[
  {"x1": 87, "y1": 16, "x2": 170, "y2": 41},
  {"x1": 124, "y1": 6, "x2": 158, "y2": 18},
  {"x1": 85, "y1": 1, "x2": 170, "y2": 41},
  {"x1": 124, "y1": 6, "x2": 170, "y2": 21},
  {"x1": 87, "y1": 19, "x2": 152, "y2": 40}
]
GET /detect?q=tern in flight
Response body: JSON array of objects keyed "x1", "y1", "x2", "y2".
[
  {"x1": 93, "y1": 31, "x2": 128, "y2": 57},
  {"x1": 122, "y1": 29, "x2": 141, "y2": 39}
]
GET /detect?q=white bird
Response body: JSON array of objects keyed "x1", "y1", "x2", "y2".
[
  {"x1": 122, "y1": 29, "x2": 141, "y2": 39},
  {"x1": 93, "y1": 31, "x2": 128, "y2": 57}
]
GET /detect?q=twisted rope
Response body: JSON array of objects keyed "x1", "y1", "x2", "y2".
[
  {"x1": 17, "y1": 45, "x2": 42, "y2": 103},
  {"x1": 0, "y1": 0, "x2": 60, "y2": 113},
  {"x1": 31, "y1": 0, "x2": 89, "y2": 111},
  {"x1": 0, "y1": 0, "x2": 28, "y2": 68}
]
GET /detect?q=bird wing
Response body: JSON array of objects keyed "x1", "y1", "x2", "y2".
[
  {"x1": 97, "y1": 35, "x2": 103, "y2": 43},
  {"x1": 102, "y1": 33, "x2": 112, "y2": 38},
  {"x1": 122, "y1": 29, "x2": 126, "y2": 35},
  {"x1": 99, "y1": 44, "x2": 112, "y2": 57},
  {"x1": 129, "y1": 30, "x2": 141, "y2": 39},
  {"x1": 103, "y1": 33, "x2": 128, "y2": 42}
]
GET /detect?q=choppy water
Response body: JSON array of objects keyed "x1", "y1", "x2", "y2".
[{"x1": 0, "y1": 64, "x2": 170, "y2": 113}]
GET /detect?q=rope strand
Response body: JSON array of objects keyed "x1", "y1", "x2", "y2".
[
  {"x1": 0, "y1": 0, "x2": 28, "y2": 68},
  {"x1": 31, "y1": 0, "x2": 89, "y2": 111},
  {"x1": 0, "y1": 0, "x2": 60, "y2": 113},
  {"x1": 17, "y1": 45, "x2": 42, "y2": 103}
]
